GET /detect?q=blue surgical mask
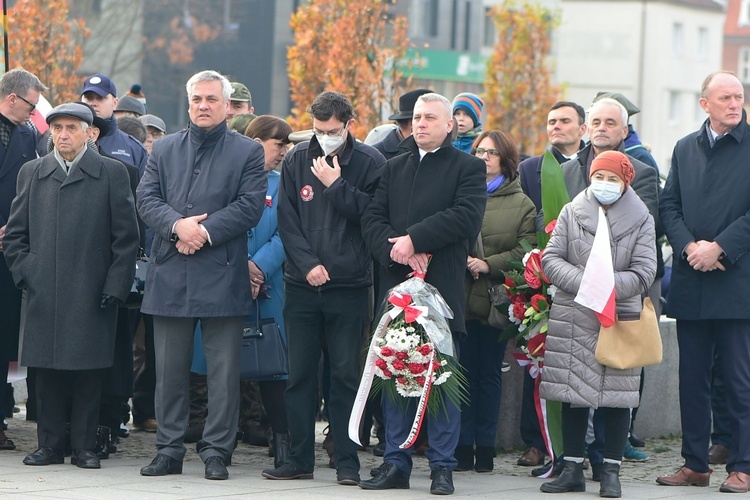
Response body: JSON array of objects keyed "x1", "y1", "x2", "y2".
[{"x1": 590, "y1": 180, "x2": 623, "y2": 205}]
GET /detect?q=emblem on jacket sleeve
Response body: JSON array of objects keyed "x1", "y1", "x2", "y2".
[
  {"x1": 300, "y1": 185, "x2": 314, "y2": 202},
  {"x1": 265, "y1": 195, "x2": 273, "y2": 207}
]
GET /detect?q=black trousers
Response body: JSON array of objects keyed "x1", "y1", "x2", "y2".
[
  {"x1": 520, "y1": 370, "x2": 546, "y2": 451},
  {"x1": 561, "y1": 403, "x2": 629, "y2": 461},
  {"x1": 132, "y1": 313, "x2": 156, "y2": 424},
  {"x1": 36, "y1": 368, "x2": 104, "y2": 452},
  {"x1": 283, "y1": 284, "x2": 368, "y2": 472}
]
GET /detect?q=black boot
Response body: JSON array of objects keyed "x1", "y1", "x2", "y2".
[
  {"x1": 474, "y1": 446, "x2": 495, "y2": 472},
  {"x1": 273, "y1": 433, "x2": 290, "y2": 469},
  {"x1": 539, "y1": 459, "x2": 585, "y2": 493},
  {"x1": 94, "y1": 426, "x2": 111, "y2": 459},
  {"x1": 599, "y1": 462, "x2": 621, "y2": 498},
  {"x1": 454, "y1": 445, "x2": 474, "y2": 471}
]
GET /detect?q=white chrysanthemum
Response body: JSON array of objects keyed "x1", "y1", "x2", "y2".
[
  {"x1": 434, "y1": 371, "x2": 452, "y2": 385},
  {"x1": 508, "y1": 304, "x2": 518, "y2": 323}
]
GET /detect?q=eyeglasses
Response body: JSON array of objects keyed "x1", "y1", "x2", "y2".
[
  {"x1": 313, "y1": 126, "x2": 346, "y2": 138},
  {"x1": 474, "y1": 147, "x2": 500, "y2": 158},
  {"x1": 14, "y1": 94, "x2": 37, "y2": 112}
]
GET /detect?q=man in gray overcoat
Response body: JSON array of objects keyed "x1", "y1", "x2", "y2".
[
  {"x1": 137, "y1": 70, "x2": 266, "y2": 481},
  {"x1": 3, "y1": 102, "x2": 139, "y2": 469}
]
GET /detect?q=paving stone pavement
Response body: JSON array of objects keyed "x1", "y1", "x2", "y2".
[{"x1": 0, "y1": 407, "x2": 735, "y2": 498}]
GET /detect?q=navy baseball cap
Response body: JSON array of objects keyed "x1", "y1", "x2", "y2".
[{"x1": 82, "y1": 74, "x2": 117, "y2": 98}]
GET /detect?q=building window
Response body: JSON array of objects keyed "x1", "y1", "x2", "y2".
[
  {"x1": 483, "y1": 7, "x2": 496, "y2": 47},
  {"x1": 739, "y1": 47, "x2": 750, "y2": 83},
  {"x1": 740, "y1": 0, "x2": 750, "y2": 26},
  {"x1": 697, "y1": 27, "x2": 708, "y2": 60},
  {"x1": 412, "y1": 0, "x2": 438, "y2": 38},
  {"x1": 672, "y1": 23, "x2": 683, "y2": 57},
  {"x1": 669, "y1": 91, "x2": 681, "y2": 124}
]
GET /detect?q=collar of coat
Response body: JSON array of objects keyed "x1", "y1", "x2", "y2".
[
  {"x1": 698, "y1": 108, "x2": 748, "y2": 147},
  {"x1": 306, "y1": 129, "x2": 356, "y2": 165},
  {"x1": 188, "y1": 120, "x2": 228, "y2": 149},
  {"x1": 398, "y1": 134, "x2": 454, "y2": 161},
  {"x1": 38, "y1": 147, "x2": 102, "y2": 183},
  {"x1": 571, "y1": 187, "x2": 650, "y2": 242}
]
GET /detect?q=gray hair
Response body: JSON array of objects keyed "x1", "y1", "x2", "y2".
[
  {"x1": 185, "y1": 70, "x2": 231, "y2": 102},
  {"x1": 588, "y1": 98, "x2": 628, "y2": 127},
  {"x1": 0, "y1": 68, "x2": 46, "y2": 99},
  {"x1": 416, "y1": 93, "x2": 452, "y2": 118}
]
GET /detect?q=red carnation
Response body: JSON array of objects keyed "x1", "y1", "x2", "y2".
[
  {"x1": 396, "y1": 376, "x2": 408, "y2": 385},
  {"x1": 382, "y1": 369, "x2": 393, "y2": 378},
  {"x1": 375, "y1": 358, "x2": 388, "y2": 370},
  {"x1": 530, "y1": 293, "x2": 548, "y2": 312},
  {"x1": 392, "y1": 360, "x2": 407, "y2": 371},
  {"x1": 513, "y1": 301, "x2": 527, "y2": 320},
  {"x1": 395, "y1": 351, "x2": 409, "y2": 361},
  {"x1": 416, "y1": 376, "x2": 427, "y2": 386},
  {"x1": 409, "y1": 363, "x2": 427, "y2": 374},
  {"x1": 418, "y1": 344, "x2": 432, "y2": 355},
  {"x1": 432, "y1": 361, "x2": 441, "y2": 372},
  {"x1": 380, "y1": 346, "x2": 395, "y2": 357}
]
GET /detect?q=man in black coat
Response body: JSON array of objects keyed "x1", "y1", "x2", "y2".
[
  {"x1": 262, "y1": 91, "x2": 384, "y2": 485},
  {"x1": 4, "y1": 102, "x2": 139, "y2": 469},
  {"x1": 656, "y1": 71, "x2": 750, "y2": 494},
  {"x1": 358, "y1": 93, "x2": 486, "y2": 495},
  {"x1": 0, "y1": 68, "x2": 46, "y2": 451}
]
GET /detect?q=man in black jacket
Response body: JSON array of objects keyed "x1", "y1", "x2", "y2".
[
  {"x1": 358, "y1": 93, "x2": 486, "y2": 496},
  {"x1": 262, "y1": 91, "x2": 384, "y2": 485}
]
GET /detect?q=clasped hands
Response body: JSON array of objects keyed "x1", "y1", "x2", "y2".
[
  {"x1": 686, "y1": 240, "x2": 725, "y2": 272},
  {"x1": 389, "y1": 234, "x2": 428, "y2": 274},
  {"x1": 175, "y1": 213, "x2": 208, "y2": 255}
]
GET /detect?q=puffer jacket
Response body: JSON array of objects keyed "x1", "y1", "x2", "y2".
[
  {"x1": 465, "y1": 176, "x2": 536, "y2": 323},
  {"x1": 539, "y1": 187, "x2": 656, "y2": 408}
]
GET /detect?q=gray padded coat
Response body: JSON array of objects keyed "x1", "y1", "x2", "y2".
[{"x1": 539, "y1": 187, "x2": 656, "y2": 408}]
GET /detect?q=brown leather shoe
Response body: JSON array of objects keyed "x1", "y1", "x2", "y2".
[
  {"x1": 517, "y1": 447, "x2": 546, "y2": 466},
  {"x1": 656, "y1": 466, "x2": 711, "y2": 487},
  {"x1": 709, "y1": 444, "x2": 729, "y2": 465},
  {"x1": 721, "y1": 472, "x2": 750, "y2": 493}
]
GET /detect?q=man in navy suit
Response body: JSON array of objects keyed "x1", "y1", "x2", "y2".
[{"x1": 0, "y1": 68, "x2": 45, "y2": 451}]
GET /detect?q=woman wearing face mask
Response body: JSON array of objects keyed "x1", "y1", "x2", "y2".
[
  {"x1": 538, "y1": 150, "x2": 656, "y2": 498},
  {"x1": 456, "y1": 130, "x2": 536, "y2": 472}
]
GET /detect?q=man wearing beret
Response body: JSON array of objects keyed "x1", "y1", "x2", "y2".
[
  {"x1": 82, "y1": 73, "x2": 148, "y2": 175},
  {"x1": 3, "y1": 102, "x2": 139, "y2": 469}
]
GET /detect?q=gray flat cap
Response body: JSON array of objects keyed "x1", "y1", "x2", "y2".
[
  {"x1": 46, "y1": 102, "x2": 94, "y2": 125},
  {"x1": 139, "y1": 114, "x2": 166, "y2": 133},
  {"x1": 116, "y1": 95, "x2": 146, "y2": 116}
]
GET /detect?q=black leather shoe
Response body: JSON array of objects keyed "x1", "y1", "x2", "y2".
[
  {"x1": 539, "y1": 460, "x2": 585, "y2": 493},
  {"x1": 430, "y1": 466, "x2": 455, "y2": 495},
  {"x1": 261, "y1": 462, "x2": 313, "y2": 480},
  {"x1": 373, "y1": 441, "x2": 385, "y2": 457},
  {"x1": 94, "y1": 426, "x2": 111, "y2": 459},
  {"x1": 474, "y1": 446, "x2": 495, "y2": 473},
  {"x1": 205, "y1": 456, "x2": 228, "y2": 480},
  {"x1": 370, "y1": 462, "x2": 387, "y2": 477},
  {"x1": 71, "y1": 449, "x2": 101, "y2": 469},
  {"x1": 628, "y1": 432, "x2": 645, "y2": 448},
  {"x1": 337, "y1": 467, "x2": 361, "y2": 485},
  {"x1": 359, "y1": 462, "x2": 410, "y2": 490},
  {"x1": 140, "y1": 454, "x2": 183, "y2": 476},
  {"x1": 454, "y1": 445, "x2": 474, "y2": 471},
  {"x1": 23, "y1": 447, "x2": 64, "y2": 466},
  {"x1": 599, "y1": 462, "x2": 621, "y2": 498}
]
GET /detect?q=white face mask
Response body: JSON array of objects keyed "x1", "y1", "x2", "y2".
[
  {"x1": 590, "y1": 179, "x2": 623, "y2": 205},
  {"x1": 316, "y1": 132, "x2": 346, "y2": 156}
]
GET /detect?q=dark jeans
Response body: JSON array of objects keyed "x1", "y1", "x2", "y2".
[
  {"x1": 283, "y1": 284, "x2": 368, "y2": 472},
  {"x1": 458, "y1": 320, "x2": 507, "y2": 448},
  {"x1": 561, "y1": 403, "x2": 629, "y2": 461},
  {"x1": 677, "y1": 319, "x2": 750, "y2": 474}
]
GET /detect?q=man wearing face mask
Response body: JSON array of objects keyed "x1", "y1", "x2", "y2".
[{"x1": 264, "y1": 91, "x2": 384, "y2": 485}]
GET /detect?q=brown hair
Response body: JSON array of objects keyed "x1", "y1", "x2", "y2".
[
  {"x1": 244, "y1": 114, "x2": 293, "y2": 143},
  {"x1": 471, "y1": 130, "x2": 519, "y2": 181}
]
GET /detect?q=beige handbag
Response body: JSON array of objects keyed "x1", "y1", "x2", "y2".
[{"x1": 595, "y1": 297, "x2": 662, "y2": 369}]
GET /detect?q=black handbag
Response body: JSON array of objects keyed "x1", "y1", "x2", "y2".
[{"x1": 240, "y1": 300, "x2": 288, "y2": 380}]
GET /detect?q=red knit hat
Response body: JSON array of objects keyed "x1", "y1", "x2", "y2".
[{"x1": 590, "y1": 150, "x2": 636, "y2": 187}]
